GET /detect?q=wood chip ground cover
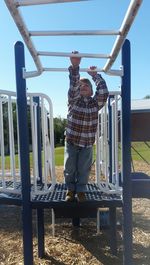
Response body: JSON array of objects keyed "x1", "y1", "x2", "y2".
[{"x1": 0, "y1": 163, "x2": 149, "y2": 265}]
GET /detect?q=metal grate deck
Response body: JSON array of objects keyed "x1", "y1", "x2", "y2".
[{"x1": 0, "y1": 181, "x2": 122, "y2": 208}]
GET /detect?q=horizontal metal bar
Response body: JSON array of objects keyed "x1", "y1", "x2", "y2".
[
  {"x1": 30, "y1": 30, "x2": 120, "y2": 36},
  {"x1": 23, "y1": 67, "x2": 102, "y2": 78},
  {"x1": 37, "y1": 51, "x2": 110, "y2": 59},
  {"x1": 43, "y1": 67, "x2": 104, "y2": 72},
  {"x1": 43, "y1": 67, "x2": 123, "y2": 76},
  {"x1": 106, "y1": 68, "x2": 123, "y2": 76},
  {"x1": 15, "y1": 0, "x2": 90, "y2": 7},
  {"x1": 103, "y1": 0, "x2": 143, "y2": 72},
  {"x1": 23, "y1": 67, "x2": 123, "y2": 78},
  {"x1": 0, "y1": 89, "x2": 17, "y2": 97}
]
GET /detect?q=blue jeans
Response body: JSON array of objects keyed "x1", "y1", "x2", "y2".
[{"x1": 64, "y1": 142, "x2": 93, "y2": 192}]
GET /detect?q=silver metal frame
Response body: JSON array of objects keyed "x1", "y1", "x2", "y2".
[{"x1": 4, "y1": 0, "x2": 143, "y2": 78}]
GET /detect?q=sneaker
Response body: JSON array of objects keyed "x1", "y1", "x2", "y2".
[
  {"x1": 77, "y1": 192, "x2": 86, "y2": 202},
  {"x1": 65, "y1": 190, "x2": 75, "y2": 202}
]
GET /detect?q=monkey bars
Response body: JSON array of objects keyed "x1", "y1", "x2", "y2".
[{"x1": 4, "y1": 0, "x2": 142, "y2": 78}]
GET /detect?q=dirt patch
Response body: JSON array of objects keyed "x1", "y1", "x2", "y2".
[{"x1": 0, "y1": 163, "x2": 150, "y2": 265}]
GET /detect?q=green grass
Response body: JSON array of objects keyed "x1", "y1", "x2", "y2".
[
  {"x1": 54, "y1": 142, "x2": 150, "y2": 166},
  {"x1": 0, "y1": 152, "x2": 34, "y2": 170},
  {"x1": 131, "y1": 142, "x2": 150, "y2": 162},
  {"x1": 0, "y1": 147, "x2": 64, "y2": 168},
  {"x1": 1, "y1": 142, "x2": 150, "y2": 169},
  {"x1": 55, "y1": 142, "x2": 150, "y2": 166},
  {"x1": 54, "y1": 146, "x2": 64, "y2": 166}
]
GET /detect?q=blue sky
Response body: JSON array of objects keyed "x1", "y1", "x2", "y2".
[{"x1": 0, "y1": 0, "x2": 150, "y2": 118}]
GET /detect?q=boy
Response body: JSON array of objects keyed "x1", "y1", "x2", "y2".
[{"x1": 64, "y1": 51, "x2": 108, "y2": 202}]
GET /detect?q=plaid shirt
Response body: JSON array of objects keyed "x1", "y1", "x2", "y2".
[{"x1": 66, "y1": 65, "x2": 108, "y2": 147}]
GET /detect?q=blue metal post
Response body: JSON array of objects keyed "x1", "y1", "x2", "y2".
[
  {"x1": 37, "y1": 209, "x2": 45, "y2": 258},
  {"x1": 33, "y1": 98, "x2": 45, "y2": 257},
  {"x1": 121, "y1": 39, "x2": 132, "y2": 265},
  {"x1": 14, "y1": 41, "x2": 33, "y2": 265},
  {"x1": 109, "y1": 207, "x2": 117, "y2": 255}
]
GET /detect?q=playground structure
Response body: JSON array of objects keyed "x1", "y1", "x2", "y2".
[{"x1": 0, "y1": 1, "x2": 150, "y2": 265}]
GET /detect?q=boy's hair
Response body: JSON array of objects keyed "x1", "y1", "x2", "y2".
[{"x1": 80, "y1": 78, "x2": 93, "y2": 95}]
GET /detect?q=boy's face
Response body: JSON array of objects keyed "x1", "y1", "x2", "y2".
[{"x1": 79, "y1": 81, "x2": 92, "y2": 97}]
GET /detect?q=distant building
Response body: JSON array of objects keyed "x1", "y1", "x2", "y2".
[{"x1": 131, "y1": 99, "x2": 150, "y2": 141}]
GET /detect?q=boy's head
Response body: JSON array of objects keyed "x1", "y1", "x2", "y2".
[{"x1": 79, "y1": 78, "x2": 93, "y2": 97}]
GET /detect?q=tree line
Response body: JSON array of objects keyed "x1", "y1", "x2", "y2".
[
  {"x1": 53, "y1": 116, "x2": 67, "y2": 147},
  {"x1": 1, "y1": 100, "x2": 66, "y2": 154}
]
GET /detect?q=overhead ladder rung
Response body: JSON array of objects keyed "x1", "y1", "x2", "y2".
[
  {"x1": 29, "y1": 30, "x2": 120, "y2": 37},
  {"x1": 37, "y1": 51, "x2": 110, "y2": 59},
  {"x1": 42, "y1": 68, "x2": 123, "y2": 76},
  {"x1": 16, "y1": 0, "x2": 90, "y2": 7}
]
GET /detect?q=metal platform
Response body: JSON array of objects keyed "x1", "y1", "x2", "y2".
[{"x1": 0, "y1": 181, "x2": 122, "y2": 209}]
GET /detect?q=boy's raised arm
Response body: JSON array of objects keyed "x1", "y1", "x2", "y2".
[
  {"x1": 88, "y1": 66, "x2": 108, "y2": 109},
  {"x1": 68, "y1": 51, "x2": 81, "y2": 104}
]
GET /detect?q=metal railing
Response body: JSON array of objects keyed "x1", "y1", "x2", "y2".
[
  {"x1": 0, "y1": 90, "x2": 56, "y2": 196},
  {"x1": 95, "y1": 91, "x2": 122, "y2": 194}
]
